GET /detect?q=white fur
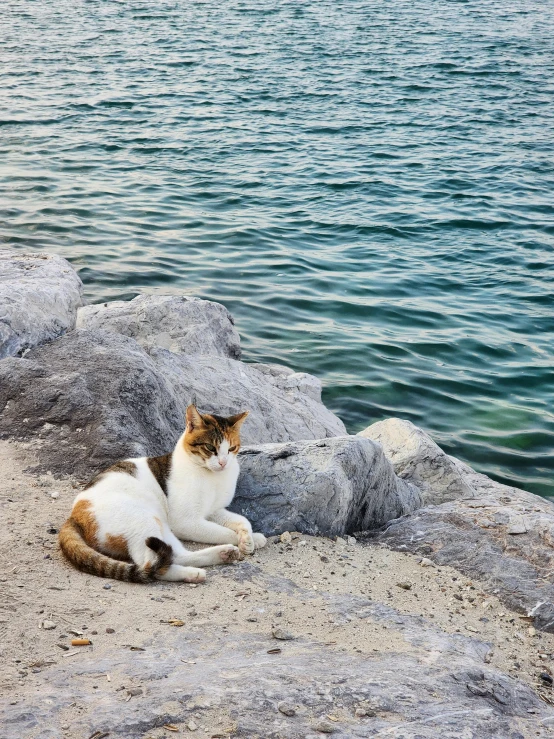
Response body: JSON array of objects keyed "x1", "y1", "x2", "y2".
[{"x1": 76, "y1": 430, "x2": 267, "y2": 582}]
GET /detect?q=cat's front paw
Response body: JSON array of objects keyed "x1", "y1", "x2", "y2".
[
  {"x1": 182, "y1": 567, "x2": 206, "y2": 583},
  {"x1": 237, "y1": 528, "x2": 255, "y2": 556},
  {"x1": 252, "y1": 532, "x2": 267, "y2": 550},
  {"x1": 218, "y1": 544, "x2": 241, "y2": 563}
]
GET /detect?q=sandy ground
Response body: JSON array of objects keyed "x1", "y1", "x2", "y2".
[{"x1": 1, "y1": 438, "x2": 554, "y2": 737}]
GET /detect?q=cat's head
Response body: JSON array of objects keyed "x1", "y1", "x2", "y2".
[{"x1": 183, "y1": 404, "x2": 249, "y2": 472}]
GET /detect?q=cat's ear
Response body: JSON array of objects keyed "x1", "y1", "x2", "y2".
[
  {"x1": 227, "y1": 410, "x2": 249, "y2": 428},
  {"x1": 186, "y1": 404, "x2": 204, "y2": 432}
]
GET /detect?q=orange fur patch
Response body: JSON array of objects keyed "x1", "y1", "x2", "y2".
[
  {"x1": 104, "y1": 533, "x2": 130, "y2": 560},
  {"x1": 70, "y1": 499, "x2": 99, "y2": 548}
]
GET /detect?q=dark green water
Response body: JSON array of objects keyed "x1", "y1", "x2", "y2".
[{"x1": 1, "y1": 1, "x2": 553, "y2": 496}]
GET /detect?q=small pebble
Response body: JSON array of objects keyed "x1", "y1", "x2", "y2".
[
  {"x1": 280, "y1": 532, "x2": 292, "y2": 544},
  {"x1": 396, "y1": 582, "x2": 411, "y2": 590},
  {"x1": 312, "y1": 720, "x2": 336, "y2": 734},
  {"x1": 127, "y1": 687, "x2": 143, "y2": 697},
  {"x1": 187, "y1": 719, "x2": 198, "y2": 731},
  {"x1": 355, "y1": 707, "x2": 376, "y2": 717},
  {"x1": 420, "y1": 558, "x2": 435, "y2": 568},
  {"x1": 272, "y1": 627, "x2": 295, "y2": 641},
  {"x1": 106, "y1": 627, "x2": 115, "y2": 634},
  {"x1": 278, "y1": 701, "x2": 296, "y2": 716},
  {"x1": 41, "y1": 620, "x2": 57, "y2": 630},
  {"x1": 50, "y1": 492, "x2": 60, "y2": 499},
  {"x1": 103, "y1": 584, "x2": 111, "y2": 590},
  {"x1": 539, "y1": 672, "x2": 553, "y2": 685}
]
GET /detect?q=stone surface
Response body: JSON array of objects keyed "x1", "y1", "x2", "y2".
[
  {"x1": 2, "y1": 579, "x2": 552, "y2": 739},
  {"x1": 0, "y1": 250, "x2": 83, "y2": 359},
  {"x1": 233, "y1": 436, "x2": 422, "y2": 536},
  {"x1": 0, "y1": 329, "x2": 345, "y2": 480},
  {"x1": 0, "y1": 329, "x2": 184, "y2": 480},
  {"x1": 77, "y1": 294, "x2": 241, "y2": 359},
  {"x1": 358, "y1": 417, "x2": 475, "y2": 504},
  {"x1": 151, "y1": 348, "x2": 346, "y2": 445},
  {"x1": 374, "y1": 458, "x2": 554, "y2": 632}
]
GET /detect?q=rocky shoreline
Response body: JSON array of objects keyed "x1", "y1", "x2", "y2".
[{"x1": 1, "y1": 249, "x2": 553, "y2": 738}]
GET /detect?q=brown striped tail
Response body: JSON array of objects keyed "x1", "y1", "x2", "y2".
[{"x1": 59, "y1": 520, "x2": 172, "y2": 583}]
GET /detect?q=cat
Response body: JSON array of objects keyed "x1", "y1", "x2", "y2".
[{"x1": 59, "y1": 405, "x2": 267, "y2": 583}]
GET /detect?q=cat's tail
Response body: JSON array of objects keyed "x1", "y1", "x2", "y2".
[{"x1": 59, "y1": 520, "x2": 173, "y2": 583}]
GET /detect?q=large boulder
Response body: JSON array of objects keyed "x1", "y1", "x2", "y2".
[
  {"x1": 375, "y1": 454, "x2": 554, "y2": 632},
  {"x1": 76, "y1": 294, "x2": 241, "y2": 359},
  {"x1": 0, "y1": 329, "x2": 346, "y2": 479},
  {"x1": 151, "y1": 348, "x2": 346, "y2": 445},
  {"x1": 0, "y1": 250, "x2": 83, "y2": 359},
  {"x1": 0, "y1": 330, "x2": 184, "y2": 479},
  {"x1": 358, "y1": 418, "x2": 474, "y2": 504},
  {"x1": 232, "y1": 436, "x2": 422, "y2": 536}
]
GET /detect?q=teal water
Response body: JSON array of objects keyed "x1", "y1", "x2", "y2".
[{"x1": 1, "y1": 0, "x2": 553, "y2": 496}]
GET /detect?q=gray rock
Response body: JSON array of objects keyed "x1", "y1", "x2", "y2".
[
  {"x1": 76, "y1": 294, "x2": 241, "y2": 359},
  {"x1": 358, "y1": 418, "x2": 475, "y2": 504},
  {"x1": 0, "y1": 330, "x2": 345, "y2": 480},
  {"x1": 152, "y1": 349, "x2": 346, "y2": 445},
  {"x1": 0, "y1": 250, "x2": 82, "y2": 359},
  {"x1": 2, "y1": 576, "x2": 551, "y2": 739},
  {"x1": 233, "y1": 436, "x2": 422, "y2": 536},
  {"x1": 0, "y1": 329, "x2": 184, "y2": 479},
  {"x1": 375, "y1": 461, "x2": 554, "y2": 632}
]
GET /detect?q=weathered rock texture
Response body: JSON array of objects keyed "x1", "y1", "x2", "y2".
[
  {"x1": 3, "y1": 574, "x2": 552, "y2": 739},
  {"x1": 358, "y1": 417, "x2": 474, "y2": 504},
  {"x1": 375, "y1": 455, "x2": 554, "y2": 632},
  {"x1": 0, "y1": 330, "x2": 345, "y2": 480},
  {"x1": 233, "y1": 437, "x2": 421, "y2": 536},
  {"x1": 0, "y1": 330, "x2": 183, "y2": 479},
  {"x1": 151, "y1": 348, "x2": 346, "y2": 444},
  {"x1": 77, "y1": 294, "x2": 242, "y2": 359},
  {"x1": 0, "y1": 250, "x2": 83, "y2": 359}
]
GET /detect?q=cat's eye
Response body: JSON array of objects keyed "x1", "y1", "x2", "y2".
[
  {"x1": 229, "y1": 445, "x2": 238, "y2": 452},
  {"x1": 205, "y1": 444, "x2": 216, "y2": 453}
]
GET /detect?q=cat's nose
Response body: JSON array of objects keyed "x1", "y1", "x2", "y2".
[{"x1": 218, "y1": 458, "x2": 227, "y2": 469}]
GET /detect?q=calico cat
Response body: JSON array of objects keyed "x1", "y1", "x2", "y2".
[{"x1": 59, "y1": 405, "x2": 266, "y2": 583}]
